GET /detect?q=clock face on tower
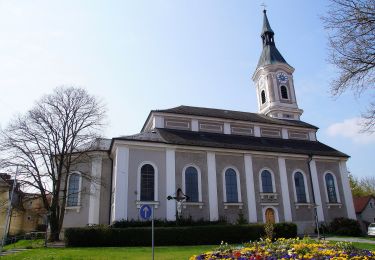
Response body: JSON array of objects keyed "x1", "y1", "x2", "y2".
[{"x1": 276, "y1": 72, "x2": 288, "y2": 83}]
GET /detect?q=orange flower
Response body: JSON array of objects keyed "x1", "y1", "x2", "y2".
[{"x1": 233, "y1": 251, "x2": 241, "y2": 258}]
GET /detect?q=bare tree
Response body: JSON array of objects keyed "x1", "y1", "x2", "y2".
[
  {"x1": 0, "y1": 86, "x2": 106, "y2": 241},
  {"x1": 322, "y1": 0, "x2": 375, "y2": 132}
]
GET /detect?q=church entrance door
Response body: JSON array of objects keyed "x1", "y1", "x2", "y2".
[{"x1": 265, "y1": 208, "x2": 275, "y2": 223}]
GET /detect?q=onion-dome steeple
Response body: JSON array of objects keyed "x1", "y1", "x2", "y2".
[{"x1": 257, "y1": 10, "x2": 288, "y2": 68}]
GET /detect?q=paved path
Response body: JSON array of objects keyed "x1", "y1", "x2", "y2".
[
  {"x1": 47, "y1": 241, "x2": 65, "y2": 248},
  {"x1": 324, "y1": 236, "x2": 375, "y2": 244},
  {"x1": 0, "y1": 248, "x2": 29, "y2": 256}
]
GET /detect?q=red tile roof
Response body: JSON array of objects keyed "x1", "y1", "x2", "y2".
[{"x1": 353, "y1": 196, "x2": 375, "y2": 214}]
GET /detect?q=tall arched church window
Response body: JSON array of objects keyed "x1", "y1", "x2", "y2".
[
  {"x1": 225, "y1": 168, "x2": 238, "y2": 202},
  {"x1": 261, "y1": 90, "x2": 266, "y2": 104},
  {"x1": 140, "y1": 164, "x2": 155, "y2": 201},
  {"x1": 280, "y1": 85, "x2": 288, "y2": 99},
  {"x1": 325, "y1": 173, "x2": 337, "y2": 203},
  {"x1": 67, "y1": 172, "x2": 81, "y2": 207},
  {"x1": 294, "y1": 172, "x2": 307, "y2": 203},
  {"x1": 261, "y1": 170, "x2": 273, "y2": 193},
  {"x1": 185, "y1": 166, "x2": 199, "y2": 202}
]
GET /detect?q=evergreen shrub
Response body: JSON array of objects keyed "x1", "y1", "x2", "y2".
[
  {"x1": 65, "y1": 223, "x2": 297, "y2": 247},
  {"x1": 328, "y1": 217, "x2": 362, "y2": 236}
]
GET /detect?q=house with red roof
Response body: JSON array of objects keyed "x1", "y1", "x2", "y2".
[{"x1": 353, "y1": 195, "x2": 375, "y2": 232}]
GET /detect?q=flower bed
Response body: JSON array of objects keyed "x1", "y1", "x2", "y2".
[{"x1": 190, "y1": 238, "x2": 375, "y2": 259}]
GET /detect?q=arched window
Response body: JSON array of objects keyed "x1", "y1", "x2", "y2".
[
  {"x1": 261, "y1": 170, "x2": 273, "y2": 193},
  {"x1": 225, "y1": 168, "x2": 238, "y2": 202},
  {"x1": 185, "y1": 166, "x2": 199, "y2": 202},
  {"x1": 325, "y1": 173, "x2": 337, "y2": 203},
  {"x1": 261, "y1": 90, "x2": 266, "y2": 104},
  {"x1": 140, "y1": 164, "x2": 155, "y2": 201},
  {"x1": 294, "y1": 172, "x2": 307, "y2": 203},
  {"x1": 280, "y1": 85, "x2": 288, "y2": 99},
  {"x1": 67, "y1": 172, "x2": 81, "y2": 207}
]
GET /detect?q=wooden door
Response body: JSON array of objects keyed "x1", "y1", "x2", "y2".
[{"x1": 265, "y1": 208, "x2": 275, "y2": 223}]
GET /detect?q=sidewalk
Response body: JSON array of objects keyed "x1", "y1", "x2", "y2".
[
  {"x1": 323, "y1": 236, "x2": 375, "y2": 244},
  {"x1": 47, "y1": 241, "x2": 65, "y2": 248}
]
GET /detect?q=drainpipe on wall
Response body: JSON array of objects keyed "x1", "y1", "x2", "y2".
[{"x1": 307, "y1": 154, "x2": 320, "y2": 239}]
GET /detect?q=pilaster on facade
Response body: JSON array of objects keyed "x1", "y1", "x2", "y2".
[
  {"x1": 309, "y1": 131, "x2": 317, "y2": 141},
  {"x1": 339, "y1": 160, "x2": 356, "y2": 219},
  {"x1": 152, "y1": 116, "x2": 164, "y2": 129},
  {"x1": 254, "y1": 126, "x2": 261, "y2": 137},
  {"x1": 112, "y1": 146, "x2": 129, "y2": 222},
  {"x1": 289, "y1": 77, "x2": 297, "y2": 103},
  {"x1": 309, "y1": 159, "x2": 324, "y2": 221},
  {"x1": 166, "y1": 148, "x2": 176, "y2": 221},
  {"x1": 244, "y1": 154, "x2": 257, "y2": 223},
  {"x1": 224, "y1": 123, "x2": 231, "y2": 134},
  {"x1": 281, "y1": 129, "x2": 288, "y2": 139},
  {"x1": 191, "y1": 119, "x2": 199, "y2": 131},
  {"x1": 88, "y1": 155, "x2": 102, "y2": 225},
  {"x1": 207, "y1": 152, "x2": 219, "y2": 221},
  {"x1": 278, "y1": 157, "x2": 292, "y2": 221},
  {"x1": 272, "y1": 75, "x2": 280, "y2": 102}
]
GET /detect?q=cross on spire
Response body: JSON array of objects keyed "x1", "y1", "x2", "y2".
[{"x1": 261, "y1": 2, "x2": 267, "y2": 12}]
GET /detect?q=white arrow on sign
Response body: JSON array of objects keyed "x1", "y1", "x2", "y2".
[{"x1": 143, "y1": 206, "x2": 149, "y2": 218}]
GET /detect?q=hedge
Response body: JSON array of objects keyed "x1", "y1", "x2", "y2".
[{"x1": 65, "y1": 223, "x2": 297, "y2": 247}]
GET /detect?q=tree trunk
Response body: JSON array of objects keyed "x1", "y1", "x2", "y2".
[{"x1": 49, "y1": 214, "x2": 60, "y2": 241}]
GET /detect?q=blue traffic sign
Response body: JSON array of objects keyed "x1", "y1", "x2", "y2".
[{"x1": 139, "y1": 204, "x2": 152, "y2": 220}]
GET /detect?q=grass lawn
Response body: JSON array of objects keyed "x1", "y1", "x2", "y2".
[
  {"x1": 352, "y1": 242, "x2": 375, "y2": 251},
  {"x1": 2, "y1": 245, "x2": 214, "y2": 260},
  {"x1": 2, "y1": 239, "x2": 374, "y2": 259},
  {"x1": 3, "y1": 239, "x2": 45, "y2": 251}
]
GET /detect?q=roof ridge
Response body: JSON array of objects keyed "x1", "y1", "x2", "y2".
[
  {"x1": 153, "y1": 105, "x2": 318, "y2": 129},
  {"x1": 155, "y1": 105, "x2": 254, "y2": 114}
]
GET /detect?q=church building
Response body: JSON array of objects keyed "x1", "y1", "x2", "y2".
[{"x1": 62, "y1": 10, "x2": 356, "y2": 234}]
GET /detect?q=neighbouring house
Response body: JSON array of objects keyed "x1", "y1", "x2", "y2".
[
  {"x1": 62, "y1": 10, "x2": 356, "y2": 235},
  {"x1": 353, "y1": 195, "x2": 375, "y2": 232},
  {"x1": 0, "y1": 173, "x2": 48, "y2": 240}
]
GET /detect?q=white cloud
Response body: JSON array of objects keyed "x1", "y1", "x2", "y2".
[{"x1": 327, "y1": 118, "x2": 375, "y2": 144}]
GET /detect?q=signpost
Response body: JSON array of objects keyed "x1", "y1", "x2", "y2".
[{"x1": 139, "y1": 204, "x2": 154, "y2": 260}]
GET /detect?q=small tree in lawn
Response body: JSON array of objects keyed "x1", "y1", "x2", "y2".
[{"x1": 0, "y1": 86, "x2": 106, "y2": 241}]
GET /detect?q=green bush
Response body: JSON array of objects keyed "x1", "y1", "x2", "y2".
[
  {"x1": 328, "y1": 217, "x2": 362, "y2": 236},
  {"x1": 65, "y1": 223, "x2": 297, "y2": 247},
  {"x1": 273, "y1": 222, "x2": 297, "y2": 239}
]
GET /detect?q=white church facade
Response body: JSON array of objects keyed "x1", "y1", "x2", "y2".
[{"x1": 62, "y1": 10, "x2": 356, "y2": 234}]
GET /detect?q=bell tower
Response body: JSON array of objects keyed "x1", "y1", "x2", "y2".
[{"x1": 252, "y1": 10, "x2": 303, "y2": 120}]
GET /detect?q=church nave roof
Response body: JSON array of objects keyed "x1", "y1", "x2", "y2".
[{"x1": 114, "y1": 128, "x2": 348, "y2": 158}]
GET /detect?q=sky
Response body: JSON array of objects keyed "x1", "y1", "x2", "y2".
[{"x1": 0, "y1": 0, "x2": 373, "y2": 178}]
